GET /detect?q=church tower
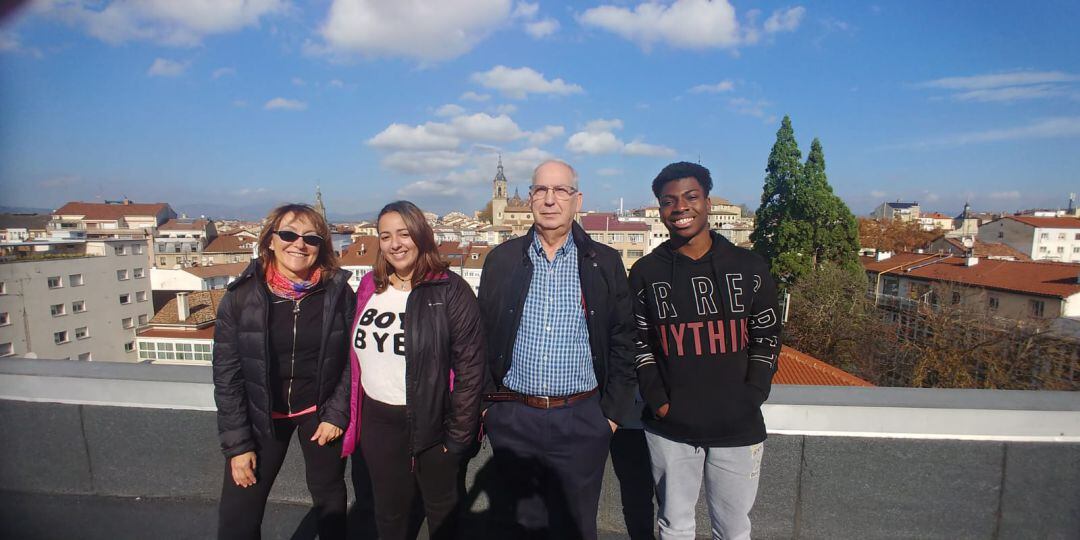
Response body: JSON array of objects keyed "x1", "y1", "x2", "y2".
[
  {"x1": 314, "y1": 184, "x2": 327, "y2": 220},
  {"x1": 491, "y1": 155, "x2": 507, "y2": 226}
]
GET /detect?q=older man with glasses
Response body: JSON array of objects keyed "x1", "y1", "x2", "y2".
[{"x1": 477, "y1": 159, "x2": 638, "y2": 539}]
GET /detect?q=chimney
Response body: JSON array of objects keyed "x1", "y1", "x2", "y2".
[
  {"x1": 177, "y1": 292, "x2": 190, "y2": 321},
  {"x1": 965, "y1": 256, "x2": 979, "y2": 267},
  {"x1": 875, "y1": 251, "x2": 893, "y2": 262},
  {"x1": 360, "y1": 242, "x2": 366, "y2": 255}
]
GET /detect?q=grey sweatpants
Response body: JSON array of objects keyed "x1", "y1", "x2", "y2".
[{"x1": 644, "y1": 428, "x2": 763, "y2": 540}]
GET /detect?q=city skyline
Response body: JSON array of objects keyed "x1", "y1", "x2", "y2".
[{"x1": 2, "y1": 1, "x2": 1079, "y2": 218}]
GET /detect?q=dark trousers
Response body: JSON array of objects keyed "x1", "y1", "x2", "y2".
[
  {"x1": 359, "y1": 396, "x2": 463, "y2": 540},
  {"x1": 217, "y1": 413, "x2": 347, "y2": 540},
  {"x1": 484, "y1": 393, "x2": 613, "y2": 540}
]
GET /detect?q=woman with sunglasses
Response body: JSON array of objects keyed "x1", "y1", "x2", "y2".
[
  {"x1": 214, "y1": 203, "x2": 355, "y2": 540},
  {"x1": 341, "y1": 200, "x2": 485, "y2": 540}
]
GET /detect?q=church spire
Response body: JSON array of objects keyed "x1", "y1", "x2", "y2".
[{"x1": 314, "y1": 183, "x2": 327, "y2": 219}]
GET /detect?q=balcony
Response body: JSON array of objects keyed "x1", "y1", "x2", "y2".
[{"x1": 0, "y1": 357, "x2": 1077, "y2": 539}]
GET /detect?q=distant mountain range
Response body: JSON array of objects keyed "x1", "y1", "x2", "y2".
[{"x1": 0, "y1": 206, "x2": 54, "y2": 215}]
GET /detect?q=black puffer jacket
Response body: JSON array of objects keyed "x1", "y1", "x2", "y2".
[
  {"x1": 213, "y1": 261, "x2": 355, "y2": 457},
  {"x1": 477, "y1": 222, "x2": 638, "y2": 426}
]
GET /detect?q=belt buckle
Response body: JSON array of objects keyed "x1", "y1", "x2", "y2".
[{"x1": 537, "y1": 395, "x2": 551, "y2": 409}]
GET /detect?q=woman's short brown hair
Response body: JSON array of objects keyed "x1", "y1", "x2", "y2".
[
  {"x1": 256, "y1": 203, "x2": 339, "y2": 278},
  {"x1": 374, "y1": 200, "x2": 448, "y2": 294}
]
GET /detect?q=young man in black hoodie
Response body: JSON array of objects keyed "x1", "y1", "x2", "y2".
[{"x1": 630, "y1": 162, "x2": 781, "y2": 540}]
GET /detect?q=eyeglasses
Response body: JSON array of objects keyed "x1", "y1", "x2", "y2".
[
  {"x1": 528, "y1": 185, "x2": 578, "y2": 201},
  {"x1": 273, "y1": 230, "x2": 324, "y2": 247}
]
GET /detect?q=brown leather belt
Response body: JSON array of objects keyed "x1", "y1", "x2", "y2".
[{"x1": 483, "y1": 388, "x2": 597, "y2": 410}]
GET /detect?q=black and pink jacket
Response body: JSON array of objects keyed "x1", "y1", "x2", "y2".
[{"x1": 341, "y1": 270, "x2": 486, "y2": 457}]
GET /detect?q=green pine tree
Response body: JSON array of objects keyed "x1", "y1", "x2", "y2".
[
  {"x1": 752, "y1": 115, "x2": 811, "y2": 284},
  {"x1": 802, "y1": 138, "x2": 861, "y2": 276}
]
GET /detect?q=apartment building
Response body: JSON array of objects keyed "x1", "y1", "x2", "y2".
[
  {"x1": 871, "y1": 201, "x2": 921, "y2": 222},
  {"x1": 339, "y1": 236, "x2": 378, "y2": 291},
  {"x1": 580, "y1": 213, "x2": 650, "y2": 269},
  {"x1": 202, "y1": 232, "x2": 257, "y2": 266},
  {"x1": 0, "y1": 237, "x2": 153, "y2": 361},
  {"x1": 135, "y1": 290, "x2": 225, "y2": 365},
  {"x1": 51, "y1": 201, "x2": 174, "y2": 238},
  {"x1": 154, "y1": 218, "x2": 217, "y2": 269},
  {"x1": 0, "y1": 214, "x2": 50, "y2": 242},
  {"x1": 978, "y1": 216, "x2": 1080, "y2": 263}
]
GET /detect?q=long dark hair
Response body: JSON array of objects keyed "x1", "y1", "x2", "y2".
[
  {"x1": 374, "y1": 201, "x2": 448, "y2": 294},
  {"x1": 256, "y1": 203, "x2": 339, "y2": 279}
]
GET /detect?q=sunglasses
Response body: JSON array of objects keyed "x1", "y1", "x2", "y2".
[{"x1": 273, "y1": 230, "x2": 324, "y2": 247}]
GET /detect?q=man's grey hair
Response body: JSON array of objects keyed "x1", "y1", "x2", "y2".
[{"x1": 531, "y1": 159, "x2": 579, "y2": 189}]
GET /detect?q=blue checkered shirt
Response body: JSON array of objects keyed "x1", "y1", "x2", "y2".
[{"x1": 503, "y1": 233, "x2": 597, "y2": 396}]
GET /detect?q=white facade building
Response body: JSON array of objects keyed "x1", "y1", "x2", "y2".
[{"x1": 978, "y1": 216, "x2": 1080, "y2": 263}]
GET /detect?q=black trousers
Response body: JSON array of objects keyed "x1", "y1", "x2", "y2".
[
  {"x1": 358, "y1": 396, "x2": 463, "y2": 540},
  {"x1": 483, "y1": 393, "x2": 613, "y2": 540},
  {"x1": 217, "y1": 413, "x2": 347, "y2": 540}
]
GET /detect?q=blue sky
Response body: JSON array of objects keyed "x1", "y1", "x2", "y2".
[{"x1": 2, "y1": 0, "x2": 1079, "y2": 219}]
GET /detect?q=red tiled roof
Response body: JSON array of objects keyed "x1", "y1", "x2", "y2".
[
  {"x1": 923, "y1": 212, "x2": 951, "y2": 219},
  {"x1": 340, "y1": 236, "x2": 379, "y2": 267},
  {"x1": 54, "y1": 202, "x2": 170, "y2": 221},
  {"x1": 774, "y1": 347, "x2": 875, "y2": 387},
  {"x1": 937, "y1": 238, "x2": 1031, "y2": 261},
  {"x1": 148, "y1": 290, "x2": 228, "y2": 326},
  {"x1": 861, "y1": 252, "x2": 1080, "y2": 299},
  {"x1": 463, "y1": 245, "x2": 492, "y2": 269},
  {"x1": 204, "y1": 235, "x2": 255, "y2": 253},
  {"x1": 182, "y1": 262, "x2": 248, "y2": 279},
  {"x1": 1006, "y1": 216, "x2": 1080, "y2": 229},
  {"x1": 158, "y1": 218, "x2": 209, "y2": 231},
  {"x1": 579, "y1": 213, "x2": 649, "y2": 232}
]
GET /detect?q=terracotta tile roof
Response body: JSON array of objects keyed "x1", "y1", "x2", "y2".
[
  {"x1": 182, "y1": 262, "x2": 248, "y2": 279},
  {"x1": 437, "y1": 242, "x2": 461, "y2": 255},
  {"x1": 463, "y1": 246, "x2": 492, "y2": 269},
  {"x1": 861, "y1": 252, "x2": 1080, "y2": 299},
  {"x1": 579, "y1": 213, "x2": 650, "y2": 232},
  {"x1": 774, "y1": 347, "x2": 875, "y2": 386},
  {"x1": 204, "y1": 235, "x2": 255, "y2": 253},
  {"x1": 54, "y1": 201, "x2": 170, "y2": 221},
  {"x1": 340, "y1": 236, "x2": 379, "y2": 267},
  {"x1": 923, "y1": 212, "x2": 951, "y2": 219},
  {"x1": 937, "y1": 238, "x2": 1031, "y2": 261},
  {"x1": 158, "y1": 218, "x2": 209, "y2": 231},
  {"x1": 148, "y1": 290, "x2": 228, "y2": 326},
  {"x1": 1006, "y1": 216, "x2": 1080, "y2": 229},
  {"x1": 137, "y1": 326, "x2": 216, "y2": 339}
]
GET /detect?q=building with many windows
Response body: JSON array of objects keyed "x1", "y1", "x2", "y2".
[
  {"x1": 201, "y1": 232, "x2": 257, "y2": 266},
  {"x1": 0, "y1": 236, "x2": 153, "y2": 362},
  {"x1": 580, "y1": 213, "x2": 650, "y2": 269},
  {"x1": 154, "y1": 218, "x2": 217, "y2": 269},
  {"x1": 871, "y1": 201, "x2": 921, "y2": 222},
  {"x1": 135, "y1": 290, "x2": 225, "y2": 365},
  {"x1": 978, "y1": 216, "x2": 1080, "y2": 263}
]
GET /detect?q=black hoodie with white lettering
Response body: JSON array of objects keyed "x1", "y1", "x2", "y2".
[{"x1": 629, "y1": 231, "x2": 782, "y2": 447}]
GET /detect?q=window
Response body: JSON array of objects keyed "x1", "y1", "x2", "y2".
[
  {"x1": 157, "y1": 243, "x2": 167, "y2": 253},
  {"x1": 1058, "y1": 247, "x2": 1066, "y2": 254},
  {"x1": 133, "y1": 244, "x2": 144, "y2": 254},
  {"x1": 122, "y1": 317, "x2": 134, "y2": 329},
  {"x1": 159, "y1": 257, "x2": 167, "y2": 266},
  {"x1": 54, "y1": 331, "x2": 69, "y2": 345},
  {"x1": 0, "y1": 281, "x2": 5, "y2": 295},
  {"x1": 72, "y1": 300, "x2": 86, "y2": 313},
  {"x1": 117, "y1": 269, "x2": 130, "y2": 281},
  {"x1": 138, "y1": 314, "x2": 148, "y2": 326},
  {"x1": 75, "y1": 327, "x2": 88, "y2": 339},
  {"x1": 0, "y1": 343, "x2": 12, "y2": 357},
  {"x1": 124, "y1": 342, "x2": 135, "y2": 353},
  {"x1": 611, "y1": 234, "x2": 625, "y2": 243},
  {"x1": 0, "y1": 312, "x2": 9, "y2": 326},
  {"x1": 627, "y1": 250, "x2": 645, "y2": 258},
  {"x1": 48, "y1": 276, "x2": 62, "y2": 289},
  {"x1": 119, "y1": 294, "x2": 131, "y2": 305},
  {"x1": 988, "y1": 297, "x2": 999, "y2": 311},
  {"x1": 1059, "y1": 233, "x2": 1067, "y2": 240},
  {"x1": 1040, "y1": 233, "x2": 1049, "y2": 240},
  {"x1": 951, "y1": 292, "x2": 961, "y2": 305},
  {"x1": 1074, "y1": 247, "x2": 1080, "y2": 254},
  {"x1": 139, "y1": 341, "x2": 155, "y2": 360},
  {"x1": 629, "y1": 234, "x2": 644, "y2": 244},
  {"x1": 1039, "y1": 247, "x2": 1049, "y2": 254},
  {"x1": 134, "y1": 268, "x2": 145, "y2": 278},
  {"x1": 50, "y1": 303, "x2": 66, "y2": 316},
  {"x1": 136, "y1": 291, "x2": 147, "y2": 302},
  {"x1": 77, "y1": 352, "x2": 91, "y2": 361},
  {"x1": 1030, "y1": 300, "x2": 1046, "y2": 318},
  {"x1": 1075, "y1": 233, "x2": 1080, "y2": 241},
  {"x1": 114, "y1": 245, "x2": 126, "y2": 255}
]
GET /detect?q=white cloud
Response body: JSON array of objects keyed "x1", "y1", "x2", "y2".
[
  {"x1": 398, "y1": 179, "x2": 463, "y2": 197},
  {"x1": 317, "y1": 0, "x2": 512, "y2": 62},
  {"x1": 527, "y1": 125, "x2": 565, "y2": 145},
  {"x1": 41, "y1": 0, "x2": 287, "y2": 47},
  {"x1": 764, "y1": 6, "x2": 805, "y2": 33},
  {"x1": 382, "y1": 150, "x2": 469, "y2": 174},
  {"x1": 212, "y1": 67, "x2": 236, "y2": 79},
  {"x1": 870, "y1": 190, "x2": 887, "y2": 198},
  {"x1": 898, "y1": 117, "x2": 1080, "y2": 148},
  {"x1": 0, "y1": 31, "x2": 43, "y2": 58},
  {"x1": 728, "y1": 97, "x2": 770, "y2": 118},
  {"x1": 494, "y1": 104, "x2": 518, "y2": 115},
  {"x1": 916, "y1": 71, "x2": 1080, "y2": 90},
  {"x1": 435, "y1": 104, "x2": 467, "y2": 117},
  {"x1": 525, "y1": 18, "x2": 560, "y2": 38},
  {"x1": 461, "y1": 91, "x2": 491, "y2": 102},
  {"x1": 450, "y1": 113, "x2": 526, "y2": 142},
  {"x1": 566, "y1": 131, "x2": 624, "y2": 155},
  {"x1": 147, "y1": 57, "x2": 188, "y2": 77},
  {"x1": 511, "y1": 2, "x2": 539, "y2": 19},
  {"x1": 584, "y1": 118, "x2": 623, "y2": 132},
  {"x1": 596, "y1": 168, "x2": 622, "y2": 177},
  {"x1": 690, "y1": 80, "x2": 735, "y2": 93},
  {"x1": 624, "y1": 140, "x2": 677, "y2": 157},
  {"x1": 953, "y1": 85, "x2": 1069, "y2": 103},
  {"x1": 328, "y1": 79, "x2": 345, "y2": 88},
  {"x1": 471, "y1": 65, "x2": 584, "y2": 99},
  {"x1": 368, "y1": 123, "x2": 461, "y2": 151},
  {"x1": 291, "y1": 77, "x2": 306, "y2": 86},
  {"x1": 264, "y1": 97, "x2": 308, "y2": 111}
]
